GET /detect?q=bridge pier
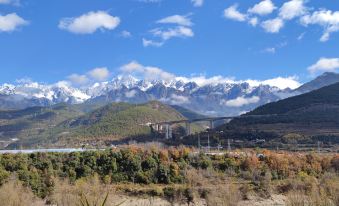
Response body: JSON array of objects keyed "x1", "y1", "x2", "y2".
[
  {"x1": 153, "y1": 116, "x2": 238, "y2": 139},
  {"x1": 165, "y1": 124, "x2": 172, "y2": 139},
  {"x1": 209, "y1": 120, "x2": 214, "y2": 130},
  {"x1": 185, "y1": 121, "x2": 191, "y2": 136},
  {"x1": 151, "y1": 124, "x2": 160, "y2": 132}
]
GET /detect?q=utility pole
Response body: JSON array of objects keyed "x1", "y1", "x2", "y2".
[
  {"x1": 219, "y1": 131, "x2": 223, "y2": 152},
  {"x1": 227, "y1": 138, "x2": 231, "y2": 152},
  {"x1": 50, "y1": 105, "x2": 52, "y2": 141},
  {"x1": 207, "y1": 133, "x2": 210, "y2": 152},
  {"x1": 317, "y1": 141, "x2": 321, "y2": 154},
  {"x1": 198, "y1": 133, "x2": 201, "y2": 152}
]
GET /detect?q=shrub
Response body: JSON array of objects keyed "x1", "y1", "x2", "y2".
[{"x1": 0, "y1": 167, "x2": 9, "y2": 185}]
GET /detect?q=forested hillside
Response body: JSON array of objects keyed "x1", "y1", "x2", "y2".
[
  {"x1": 0, "y1": 104, "x2": 86, "y2": 143},
  {"x1": 210, "y1": 82, "x2": 339, "y2": 148},
  {"x1": 55, "y1": 101, "x2": 186, "y2": 139},
  {"x1": 4, "y1": 101, "x2": 193, "y2": 148}
]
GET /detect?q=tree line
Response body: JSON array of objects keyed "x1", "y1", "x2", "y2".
[{"x1": 0, "y1": 147, "x2": 338, "y2": 199}]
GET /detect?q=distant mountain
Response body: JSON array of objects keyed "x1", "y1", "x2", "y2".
[
  {"x1": 294, "y1": 72, "x2": 339, "y2": 93},
  {"x1": 86, "y1": 76, "x2": 292, "y2": 116},
  {"x1": 2, "y1": 72, "x2": 337, "y2": 116},
  {"x1": 220, "y1": 82, "x2": 339, "y2": 141},
  {"x1": 249, "y1": 82, "x2": 339, "y2": 116},
  {"x1": 0, "y1": 75, "x2": 293, "y2": 116},
  {"x1": 0, "y1": 82, "x2": 90, "y2": 110},
  {"x1": 170, "y1": 105, "x2": 207, "y2": 120}
]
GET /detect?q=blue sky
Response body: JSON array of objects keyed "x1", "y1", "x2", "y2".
[{"x1": 0, "y1": 0, "x2": 338, "y2": 87}]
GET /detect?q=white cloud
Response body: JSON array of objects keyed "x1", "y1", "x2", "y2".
[
  {"x1": 256, "y1": 77, "x2": 300, "y2": 89},
  {"x1": 246, "y1": 76, "x2": 300, "y2": 90},
  {"x1": 297, "y1": 32, "x2": 305, "y2": 40},
  {"x1": 191, "y1": 0, "x2": 203, "y2": 7},
  {"x1": 177, "y1": 75, "x2": 300, "y2": 89},
  {"x1": 176, "y1": 75, "x2": 235, "y2": 87},
  {"x1": 145, "y1": 14, "x2": 194, "y2": 46},
  {"x1": 59, "y1": 11, "x2": 120, "y2": 34},
  {"x1": 66, "y1": 67, "x2": 110, "y2": 86},
  {"x1": 151, "y1": 26, "x2": 194, "y2": 40},
  {"x1": 220, "y1": 0, "x2": 339, "y2": 41},
  {"x1": 279, "y1": 0, "x2": 307, "y2": 20},
  {"x1": 15, "y1": 78, "x2": 33, "y2": 84},
  {"x1": 0, "y1": 13, "x2": 28, "y2": 32},
  {"x1": 160, "y1": 94, "x2": 190, "y2": 105},
  {"x1": 142, "y1": 38, "x2": 164, "y2": 47},
  {"x1": 224, "y1": 4, "x2": 247, "y2": 22},
  {"x1": 261, "y1": 18, "x2": 284, "y2": 33},
  {"x1": 301, "y1": 9, "x2": 339, "y2": 42},
  {"x1": 120, "y1": 61, "x2": 176, "y2": 81},
  {"x1": 248, "y1": 0, "x2": 276, "y2": 16},
  {"x1": 262, "y1": 41, "x2": 287, "y2": 54},
  {"x1": 157, "y1": 14, "x2": 192, "y2": 26},
  {"x1": 120, "y1": 61, "x2": 144, "y2": 73},
  {"x1": 125, "y1": 90, "x2": 137, "y2": 98},
  {"x1": 121, "y1": 30, "x2": 131, "y2": 38},
  {"x1": 67, "y1": 74, "x2": 89, "y2": 85},
  {"x1": 118, "y1": 61, "x2": 301, "y2": 90},
  {"x1": 0, "y1": 0, "x2": 19, "y2": 5},
  {"x1": 138, "y1": 0, "x2": 162, "y2": 2},
  {"x1": 249, "y1": 17, "x2": 259, "y2": 27},
  {"x1": 0, "y1": 0, "x2": 10, "y2": 3},
  {"x1": 307, "y1": 58, "x2": 339, "y2": 74},
  {"x1": 264, "y1": 47, "x2": 276, "y2": 53},
  {"x1": 221, "y1": 96, "x2": 260, "y2": 107},
  {"x1": 87, "y1": 67, "x2": 110, "y2": 81}
]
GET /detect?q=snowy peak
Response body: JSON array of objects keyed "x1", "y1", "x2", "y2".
[
  {"x1": 0, "y1": 81, "x2": 90, "y2": 105},
  {"x1": 0, "y1": 74, "x2": 307, "y2": 115}
]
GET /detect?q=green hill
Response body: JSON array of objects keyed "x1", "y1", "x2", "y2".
[
  {"x1": 1, "y1": 101, "x2": 205, "y2": 148},
  {"x1": 0, "y1": 104, "x2": 86, "y2": 144},
  {"x1": 60, "y1": 101, "x2": 185, "y2": 137},
  {"x1": 217, "y1": 82, "x2": 339, "y2": 145},
  {"x1": 0, "y1": 102, "x2": 105, "y2": 148},
  {"x1": 249, "y1": 82, "x2": 339, "y2": 117},
  {"x1": 13, "y1": 101, "x2": 187, "y2": 147}
]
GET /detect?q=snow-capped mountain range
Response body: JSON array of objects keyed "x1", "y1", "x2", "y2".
[{"x1": 1, "y1": 73, "x2": 334, "y2": 116}]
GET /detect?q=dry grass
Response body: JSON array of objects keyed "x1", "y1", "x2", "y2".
[
  {"x1": 285, "y1": 173, "x2": 339, "y2": 206},
  {"x1": 185, "y1": 168, "x2": 242, "y2": 206},
  {"x1": 204, "y1": 183, "x2": 242, "y2": 206},
  {"x1": 0, "y1": 165, "x2": 337, "y2": 206},
  {"x1": 0, "y1": 180, "x2": 45, "y2": 206},
  {"x1": 49, "y1": 175, "x2": 120, "y2": 206}
]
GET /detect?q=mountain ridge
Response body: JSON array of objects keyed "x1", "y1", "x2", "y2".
[
  {"x1": 0, "y1": 75, "x2": 293, "y2": 116},
  {"x1": 217, "y1": 82, "x2": 339, "y2": 142},
  {"x1": 294, "y1": 72, "x2": 339, "y2": 94},
  {"x1": 1, "y1": 72, "x2": 338, "y2": 116}
]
